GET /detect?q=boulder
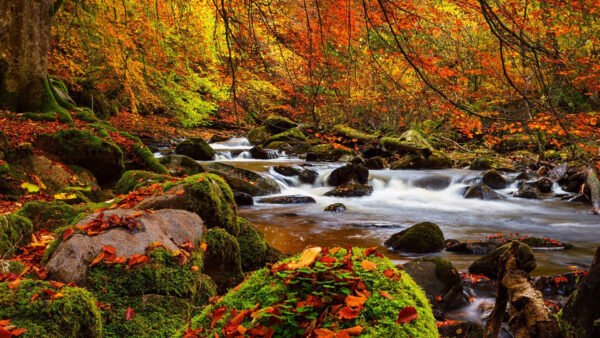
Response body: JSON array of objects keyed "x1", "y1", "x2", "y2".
[
  {"x1": 203, "y1": 228, "x2": 244, "y2": 293},
  {"x1": 364, "y1": 156, "x2": 387, "y2": 170},
  {"x1": 405, "y1": 257, "x2": 464, "y2": 311},
  {"x1": 324, "y1": 203, "x2": 346, "y2": 212},
  {"x1": 258, "y1": 195, "x2": 316, "y2": 204},
  {"x1": 233, "y1": 191, "x2": 254, "y2": 206},
  {"x1": 384, "y1": 222, "x2": 445, "y2": 253},
  {"x1": 264, "y1": 115, "x2": 297, "y2": 133},
  {"x1": 306, "y1": 144, "x2": 356, "y2": 162},
  {"x1": 275, "y1": 166, "x2": 318, "y2": 184},
  {"x1": 25, "y1": 155, "x2": 80, "y2": 192},
  {"x1": 136, "y1": 173, "x2": 239, "y2": 235},
  {"x1": 470, "y1": 157, "x2": 493, "y2": 170},
  {"x1": 381, "y1": 130, "x2": 432, "y2": 154},
  {"x1": 412, "y1": 175, "x2": 452, "y2": 191},
  {"x1": 481, "y1": 169, "x2": 506, "y2": 189},
  {"x1": 463, "y1": 183, "x2": 502, "y2": 200},
  {"x1": 515, "y1": 184, "x2": 541, "y2": 199},
  {"x1": 45, "y1": 209, "x2": 204, "y2": 285},
  {"x1": 199, "y1": 162, "x2": 280, "y2": 196},
  {"x1": 249, "y1": 146, "x2": 276, "y2": 160},
  {"x1": 247, "y1": 126, "x2": 271, "y2": 145},
  {"x1": 534, "y1": 177, "x2": 554, "y2": 193},
  {"x1": 236, "y1": 217, "x2": 285, "y2": 272},
  {"x1": 35, "y1": 128, "x2": 124, "y2": 182},
  {"x1": 16, "y1": 200, "x2": 77, "y2": 231},
  {"x1": 468, "y1": 242, "x2": 536, "y2": 279},
  {"x1": 273, "y1": 166, "x2": 301, "y2": 177},
  {"x1": 159, "y1": 154, "x2": 203, "y2": 176},
  {"x1": 390, "y1": 151, "x2": 452, "y2": 170},
  {"x1": 327, "y1": 164, "x2": 369, "y2": 186},
  {"x1": 264, "y1": 127, "x2": 307, "y2": 145},
  {"x1": 324, "y1": 183, "x2": 373, "y2": 197},
  {"x1": 333, "y1": 125, "x2": 378, "y2": 143},
  {"x1": 0, "y1": 214, "x2": 34, "y2": 258},
  {"x1": 115, "y1": 170, "x2": 172, "y2": 195},
  {"x1": 175, "y1": 137, "x2": 215, "y2": 161}
]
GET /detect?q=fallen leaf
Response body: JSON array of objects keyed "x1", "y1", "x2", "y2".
[
  {"x1": 344, "y1": 295, "x2": 367, "y2": 307},
  {"x1": 396, "y1": 306, "x2": 418, "y2": 324},
  {"x1": 338, "y1": 306, "x2": 360, "y2": 320},
  {"x1": 54, "y1": 192, "x2": 77, "y2": 200},
  {"x1": 30, "y1": 293, "x2": 39, "y2": 303},
  {"x1": 191, "y1": 266, "x2": 199, "y2": 271},
  {"x1": 361, "y1": 260, "x2": 377, "y2": 271},
  {"x1": 62, "y1": 228, "x2": 75, "y2": 241},
  {"x1": 20, "y1": 182, "x2": 40, "y2": 193},
  {"x1": 383, "y1": 268, "x2": 395, "y2": 278},
  {"x1": 210, "y1": 307, "x2": 227, "y2": 329},
  {"x1": 313, "y1": 328, "x2": 335, "y2": 338},
  {"x1": 200, "y1": 243, "x2": 207, "y2": 252},
  {"x1": 10, "y1": 328, "x2": 28, "y2": 336},
  {"x1": 125, "y1": 307, "x2": 135, "y2": 320},
  {"x1": 379, "y1": 290, "x2": 394, "y2": 299},
  {"x1": 339, "y1": 326, "x2": 364, "y2": 336},
  {"x1": 89, "y1": 252, "x2": 105, "y2": 267},
  {"x1": 287, "y1": 247, "x2": 322, "y2": 269},
  {"x1": 102, "y1": 245, "x2": 116, "y2": 254},
  {"x1": 128, "y1": 254, "x2": 149, "y2": 266},
  {"x1": 176, "y1": 190, "x2": 185, "y2": 195}
]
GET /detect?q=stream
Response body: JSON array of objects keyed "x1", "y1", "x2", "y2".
[{"x1": 209, "y1": 137, "x2": 599, "y2": 276}]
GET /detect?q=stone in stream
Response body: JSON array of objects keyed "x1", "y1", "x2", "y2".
[
  {"x1": 249, "y1": 146, "x2": 276, "y2": 160},
  {"x1": 463, "y1": 182, "x2": 503, "y2": 200},
  {"x1": 306, "y1": 143, "x2": 356, "y2": 162},
  {"x1": 324, "y1": 183, "x2": 373, "y2": 197},
  {"x1": 159, "y1": 154, "x2": 203, "y2": 176},
  {"x1": 404, "y1": 257, "x2": 464, "y2": 312},
  {"x1": 468, "y1": 242, "x2": 536, "y2": 279},
  {"x1": 384, "y1": 222, "x2": 445, "y2": 253},
  {"x1": 247, "y1": 126, "x2": 271, "y2": 145},
  {"x1": 233, "y1": 190, "x2": 254, "y2": 206},
  {"x1": 175, "y1": 137, "x2": 215, "y2": 161},
  {"x1": 364, "y1": 156, "x2": 387, "y2": 170},
  {"x1": 199, "y1": 162, "x2": 280, "y2": 196},
  {"x1": 412, "y1": 175, "x2": 452, "y2": 191},
  {"x1": 273, "y1": 166, "x2": 318, "y2": 184},
  {"x1": 258, "y1": 195, "x2": 316, "y2": 204},
  {"x1": 324, "y1": 203, "x2": 346, "y2": 212},
  {"x1": 534, "y1": 177, "x2": 554, "y2": 193},
  {"x1": 515, "y1": 184, "x2": 541, "y2": 199},
  {"x1": 481, "y1": 169, "x2": 506, "y2": 189},
  {"x1": 327, "y1": 164, "x2": 369, "y2": 186}
]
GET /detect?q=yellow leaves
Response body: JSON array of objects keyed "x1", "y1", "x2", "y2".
[
  {"x1": 287, "y1": 247, "x2": 322, "y2": 269},
  {"x1": 54, "y1": 193, "x2": 77, "y2": 200},
  {"x1": 20, "y1": 182, "x2": 40, "y2": 193},
  {"x1": 360, "y1": 260, "x2": 377, "y2": 271}
]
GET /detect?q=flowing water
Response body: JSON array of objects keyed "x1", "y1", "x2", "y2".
[{"x1": 208, "y1": 138, "x2": 599, "y2": 276}]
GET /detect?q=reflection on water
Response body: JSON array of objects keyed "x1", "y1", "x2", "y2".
[{"x1": 209, "y1": 138, "x2": 599, "y2": 275}]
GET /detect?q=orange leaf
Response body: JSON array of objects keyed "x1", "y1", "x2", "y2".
[
  {"x1": 191, "y1": 266, "x2": 199, "y2": 271},
  {"x1": 176, "y1": 190, "x2": 185, "y2": 195},
  {"x1": 313, "y1": 328, "x2": 335, "y2": 338},
  {"x1": 338, "y1": 306, "x2": 360, "y2": 320},
  {"x1": 396, "y1": 306, "x2": 418, "y2": 324},
  {"x1": 287, "y1": 247, "x2": 321, "y2": 269},
  {"x1": 102, "y1": 245, "x2": 116, "y2": 254},
  {"x1": 210, "y1": 307, "x2": 227, "y2": 329},
  {"x1": 345, "y1": 295, "x2": 367, "y2": 307},
  {"x1": 89, "y1": 251, "x2": 105, "y2": 267},
  {"x1": 49, "y1": 281, "x2": 65, "y2": 289},
  {"x1": 200, "y1": 243, "x2": 207, "y2": 252},
  {"x1": 62, "y1": 228, "x2": 75, "y2": 241},
  {"x1": 383, "y1": 268, "x2": 395, "y2": 278},
  {"x1": 379, "y1": 290, "x2": 394, "y2": 299},
  {"x1": 339, "y1": 326, "x2": 364, "y2": 336},
  {"x1": 361, "y1": 260, "x2": 377, "y2": 271},
  {"x1": 30, "y1": 293, "x2": 39, "y2": 303},
  {"x1": 0, "y1": 319, "x2": 10, "y2": 326},
  {"x1": 125, "y1": 307, "x2": 135, "y2": 320},
  {"x1": 10, "y1": 328, "x2": 28, "y2": 336},
  {"x1": 128, "y1": 254, "x2": 149, "y2": 266}
]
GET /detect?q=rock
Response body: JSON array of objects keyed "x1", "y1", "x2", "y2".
[
  {"x1": 236, "y1": 217, "x2": 285, "y2": 272},
  {"x1": 534, "y1": 177, "x2": 554, "y2": 193},
  {"x1": 364, "y1": 156, "x2": 387, "y2": 169},
  {"x1": 515, "y1": 184, "x2": 541, "y2": 199},
  {"x1": 16, "y1": 200, "x2": 77, "y2": 231},
  {"x1": 468, "y1": 242, "x2": 536, "y2": 279},
  {"x1": 0, "y1": 214, "x2": 33, "y2": 258},
  {"x1": 45, "y1": 209, "x2": 204, "y2": 285},
  {"x1": 470, "y1": 157, "x2": 493, "y2": 170},
  {"x1": 247, "y1": 126, "x2": 271, "y2": 145},
  {"x1": 274, "y1": 165, "x2": 301, "y2": 177},
  {"x1": 463, "y1": 183, "x2": 502, "y2": 200},
  {"x1": 115, "y1": 170, "x2": 172, "y2": 195},
  {"x1": 25, "y1": 155, "x2": 81, "y2": 192},
  {"x1": 159, "y1": 154, "x2": 203, "y2": 176},
  {"x1": 199, "y1": 162, "x2": 280, "y2": 196},
  {"x1": 249, "y1": 146, "x2": 276, "y2": 160},
  {"x1": 175, "y1": 137, "x2": 215, "y2": 161},
  {"x1": 381, "y1": 130, "x2": 432, "y2": 154},
  {"x1": 549, "y1": 163, "x2": 568, "y2": 181},
  {"x1": 412, "y1": 175, "x2": 452, "y2": 191},
  {"x1": 327, "y1": 164, "x2": 369, "y2": 186},
  {"x1": 291, "y1": 141, "x2": 311, "y2": 154},
  {"x1": 209, "y1": 134, "x2": 231, "y2": 143},
  {"x1": 446, "y1": 240, "x2": 502, "y2": 255},
  {"x1": 264, "y1": 127, "x2": 307, "y2": 145},
  {"x1": 298, "y1": 169, "x2": 318, "y2": 184},
  {"x1": 324, "y1": 183, "x2": 373, "y2": 197},
  {"x1": 437, "y1": 321, "x2": 484, "y2": 338},
  {"x1": 405, "y1": 257, "x2": 464, "y2": 311},
  {"x1": 515, "y1": 170, "x2": 532, "y2": 181},
  {"x1": 203, "y1": 228, "x2": 244, "y2": 293},
  {"x1": 233, "y1": 190, "x2": 254, "y2": 206},
  {"x1": 306, "y1": 144, "x2": 356, "y2": 162},
  {"x1": 384, "y1": 222, "x2": 445, "y2": 253},
  {"x1": 136, "y1": 173, "x2": 239, "y2": 235},
  {"x1": 258, "y1": 195, "x2": 316, "y2": 204},
  {"x1": 324, "y1": 203, "x2": 346, "y2": 212},
  {"x1": 35, "y1": 128, "x2": 124, "y2": 182},
  {"x1": 390, "y1": 150, "x2": 452, "y2": 170},
  {"x1": 481, "y1": 169, "x2": 506, "y2": 189},
  {"x1": 264, "y1": 115, "x2": 297, "y2": 133}
]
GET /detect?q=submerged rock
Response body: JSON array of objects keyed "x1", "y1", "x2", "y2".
[
  {"x1": 327, "y1": 164, "x2": 369, "y2": 186},
  {"x1": 175, "y1": 137, "x2": 215, "y2": 161},
  {"x1": 515, "y1": 184, "x2": 541, "y2": 199},
  {"x1": 405, "y1": 257, "x2": 464, "y2": 311},
  {"x1": 324, "y1": 203, "x2": 346, "y2": 212},
  {"x1": 385, "y1": 222, "x2": 445, "y2": 253},
  {"x1": 463, "y1": 182, "x2": 502, "y2": 200},
  {"x1": 258, "y1": 195, "x2": 316, "y2": 204},
  {"x1": 233, "y1": 190, "x2": 254, "y2": 206},
  {"x1": 468, "y1": 242, "x2": 536, "y2": 279},
  {"x1": 249, "y1": 146, "x2": 276, "y2": 160},
  {"x1": 481, "y1": 169, "x2": 506, "y2": 189},
  {"x1": 324, "y1": 183, "x2": 373, "y2": 197},
  {"x1": 412, "y1": 175, "x2": 452, "y2": 191}
]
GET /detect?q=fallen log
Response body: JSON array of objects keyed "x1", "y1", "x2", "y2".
[{"x1": 483, "y1": 241, "x2": 561, "y2": 338}]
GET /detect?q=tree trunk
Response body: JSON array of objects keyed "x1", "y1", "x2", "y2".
[{"x1": 0, "y1": 0, "x2": 64, "y2": 114}]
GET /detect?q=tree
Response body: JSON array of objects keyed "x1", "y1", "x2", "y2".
[{"x1": 0, "y1": 0, "x2": 67, "y2": 116}]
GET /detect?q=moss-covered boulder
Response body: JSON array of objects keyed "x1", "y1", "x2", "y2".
[
  {"x1": 306, "y1": 143, "x2": 356, "y2": 162},
  {"x1": 470, "y1": 157, "x2": 493, "y2": 170},
  {"x1": 247, "y1": 126, "x2": 271, "y2": 145},
  {"x1": 115, "y1": 170, "x2": 172, "y2": 195},
  {"x1": 384, "y1": 222, "x2": 445, "y2": 253},
  {"x1": 137, "y1": 173, "x2": 239, "y2": 235},
  {"x1": 175, "y1": 137, "x2": 215, "y2": 161},
  {"x1": 381, "y1": 130, "x2": 432, "y2": 153},
  {"x1": 264, "y1": 127, "x2": 307, "y2": 145},
  {"x1": 264, "y1": 114, "x2": 297, "y2": 133},
  {"x1": 189, "y1": 247, "x2": 438, "y2": 337},
  {"x1": 16, "y1": 200, "x2": 77, "y2": 231},
  {"x1": 384, "y1": 130, "x2": 452, "y2": 169},
  {"x1": 0, "y1": 214, "x2": 33, "y2": 258},
  {"x1": 324, "y1": 203, "x2": 347, "y2": 212},
  {"x1": 468, "y1": 242, "x2": 536, "y2": 279},
  {"x1": 333, "y1": 125, "x2": 378, "y2": 143},
  {"x1": 203, "y1": 228, "x2": 244, "y2": 293},
  {"x1": 158, "y1": 154, "x2": 203, "y2": 177},
  {"x1": 0, "y1": 161, "x2": 28, "y2": 197},
  {"x1": 0, "y1": 279, "x2": 102, "y2": 337},
  {"x1": 365, "y1": 156, "x2": 387, "y2": 170},
  {"x1": 35, "y1": 128, "x2": 124, "y2": 181},
  {"x1": 390, "y1": 150, "x2": 452, "y2": 170},
  {"x1": 236, "y1": 217, "x2": 285, "y2": 272},
  {"x1": 404, "y1": 257, "x2": 464, "y2": 311},
  {"x1": 199, "y1": 162, "x2": 280, "y2": 197}
]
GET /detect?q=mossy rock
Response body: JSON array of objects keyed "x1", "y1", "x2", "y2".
[
  {"x1": 247, "y1": 126, "x2": 271, "y2": 145},
  {"x1": 199, "y1": 162, "x2": 280, "y2": 197},
  {"x1": 333, "y1": 125, "x2": 378, "y2": 143},
  {"x1": 468, "y1": 242, "x2": 536, "y2": 279},
  {"x1": 175, "y1": 137, "x2": 215, "y2": 161},
  {"x1": 35, "y1": 128, "x2": 124, "y2": 182},
  {"x1": 203, "y1": 228, "x2": 244, "y2": 293},
  {"x1": 129, "y1": 142, "x2": 169, "y2": 175},
  {"x1": 0, "y1": 161, "x2": 27, "y2": 197},
  {"x1": 384, "y1": 222, "x2": 445, "y2": 253},
  {"x1": 16, "y1": 200, "x2": 77, "y2": 231},
  {"x1": 56, "y1": 185, "x2": 103, "y2": 204},
  {"x1": 264, "y1": 141, "x2": 291, "y2": 151},
  {"x1": 0, "y1": 214, "x2": 33, "y2": 258},
  {"x1": 158, "y1": 154, "x2": 203, "y2": 177},
  {"x1": 189, "y1": 247, "x2": 438, "y2": 337},
  {"x1": 381, "y1": 130, "x2": 431, "y2": 153},
  {"x1": 306, "y1": 143, "x2": 356, "y2": 162},
  {"x1": 0, "y1": 279, "x2": 102, "y2": 337},
  {"x1": 236, "y1": 217, "x2": 285, "y2": 272},
  {"x1": 264, "y1": 114, "x2": 297, "y2": 133},
  {"x1": 404, "y1": 257, "x2": 464, "y2": 311},
  {"x1": 264, "y1": 127, "x2": 307, "y2": 145},
  {"x1": 115, "y1": 170, "x2": 172, "y2": 195},
  {"x1": 324, "y1": 203, "x2": 347, "y2": 212},
  {"x1": 470, "y1": 157, "x2": 493, "y2": 170},
  {"x1": 390, "y1": 151, "x2": 452, "y2": 170}
]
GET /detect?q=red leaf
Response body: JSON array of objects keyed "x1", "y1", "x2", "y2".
[
  {"x1": 344, "y1": 295, "x2": 367, "y2": 307},
  {"x1": 338, "y1": 306, "x2": 360, "y2": 320},
  {"x1": 10, "y1": 328, "x2": 27, "y2": 336},
  {"x1": 128, "y1": 254, "x2": 149, "y2": 266},
  {"x1": 379, "y1": 290, "x2": 394, "y2": 299},
  {"x1": 339, "y1": 326, "x2": 364, "y2": 336},
  {"x1": 313, "y1": 328, "x2": 335, "y2": 338},
  {"x1": 396, "y1": 306, "x2": 418, "y2": 324},
  {"x1": 62, "y1": 228, "x2": 75, "y2": 241},
  {"x1": 383, "y1": 268, "x2": 395, "y2": 278},
  {"x1": 125, "y1": 307, "x2": 135, "y2": 320},
  {"x1": 210, "y1": 307, "x2": 227, "y2": 329},
  {"x1": 102, "y1": 245, "x2": 116, "y2": 254}
]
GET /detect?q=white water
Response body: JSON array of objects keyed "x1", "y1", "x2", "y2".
[{"x1": 208, "y1": 138, "x2": 599, "y2": 275}]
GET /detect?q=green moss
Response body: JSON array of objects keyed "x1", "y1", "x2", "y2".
[
  {"x1": 203, "y1": 228, "x2": 244, "y2": 293},
  {"x1": 470, "y1": 157, "x2": 493, "y2": 170},
  {"x1": 74, "y1": 107, "x2": 100, "y2": 123},
  {"x1": 0, "y1": 279, "x2": 102, "y2": 337},
  {"x1": 307, "y1": 143, "x2": 356, "y2": 161},
  {"x1": 247, "y1": 126, "x2": 271, "y2": 145},
  {"x1": 115, "y1": 170, "x2": 172, "y2": 195},
  {"x1": 333, "y1": 125, "x2": 378, "y2": 143},
  {"x1": 264, "y1": 127, "x2": 307, "y2": 145},
  {"x1": 189, "y1": 248, "x2": 438, "y2": 337},
  {"x1": 16, "y1": 200, "x2": 77, "y2": 231},
  {"x1": 468, "y1": 242, "x2": 536, "y2": 278},
  {"x1": 264, "y1": 115, "x2": 297, "y2": 133},
  {"x1": 131, "y1": 143, "x2": 169, "y2": 174},
  {"x1": 0, "y1": 214, "x2": 33, "y2": 258},
  {"x1": 0, "y1": 162, "x2": 27, "y2": 197},
  {"x1": 236, "y1": 217, "x2": 285, "y2": 271},
  {"x1": 264, "y1": 141, "x2": 290, "y2": 150},
  {"x1": 175, "y1": 137, "x2": 215, "y2": 161},
  {"x1": 384, "y1": 222, "x2": 445, "y2": 253},
  {"x1": 390, "y1": 151, "x2": 453, "y2": 170},
  {"x1": 41, "y1": 77, "x2": 73, "y2": 123}
]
